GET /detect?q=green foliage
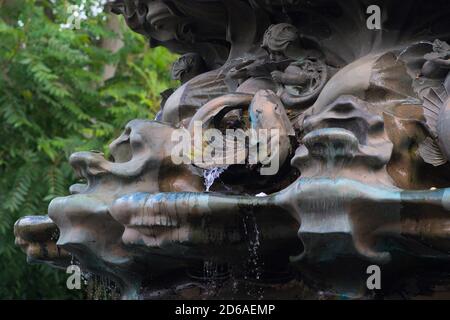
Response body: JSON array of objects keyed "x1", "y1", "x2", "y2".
[{"x1": 0, "y1": 0, "x2": 178, "y2": 299}]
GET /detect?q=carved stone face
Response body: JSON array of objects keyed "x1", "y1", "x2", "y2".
[
  {"x1": 46, "y1": 120, "x2": 204, "y2": 291},
  {"x1": 261, "y1": 23, "x2": 300, "y2": 60},
  {"x1": 171, "y1": 53, "x2": 206, "y2": 83},
  {"x1": 111, "y1": 0, "x2": 187, "y2": 42},
  {"x1": 145, "y1": 0, "x2": 185, "y2": 42}
]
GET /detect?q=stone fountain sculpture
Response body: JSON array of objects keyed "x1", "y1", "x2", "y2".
[{"x1": 14, "y1": 0, "x2": 450, "y2": 299}]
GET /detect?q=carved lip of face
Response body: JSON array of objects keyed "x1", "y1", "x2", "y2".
[
  {"x1": 66, "y1": 150, "x2": 119, "y2": 195},
  {"x1": 110, "y1": 193, "x2": 181, "y2": 245},
  {"x1": 69, "y1": 151, "x2": 107, "y2": 179},
  {"x1": 48, "y1": 194, "x2": 119, "y2": 248}
]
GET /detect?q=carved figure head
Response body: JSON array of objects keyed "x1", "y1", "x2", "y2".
[
  {"x1": 261, "y1": 23, "x2": 300, "y2": 60},
  {"x1": 432, "y1": 39, "x2": 450, "y2": 55},
  {"x1": 171, "y1": 53, "x2": 206, "y2": 84}
]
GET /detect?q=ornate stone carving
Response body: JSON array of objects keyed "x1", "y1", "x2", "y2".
[{"x1": 15, "y1": 0, "x2": 450, "y2": 299}]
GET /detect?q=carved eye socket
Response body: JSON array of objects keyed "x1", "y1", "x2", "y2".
[{"x1": 130, "y1": 132, "x2": 145, "y2": 154}]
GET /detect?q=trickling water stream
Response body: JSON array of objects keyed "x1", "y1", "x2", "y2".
[
  {"x1": 203, "y1": 261, "x2": 217, "y2": 295},
  {"x1": 68, "y1": 253, "x2": 120, "y2": 300},
  {"x1": 85, "y1": 273, "x2": 120, "y2": 300},
  {"x1": 203, "y1": 167, "x2": 227, "y2": 191},
  {"x1": 242, "y1": 212, "x2": 264, "y2": 299}
]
